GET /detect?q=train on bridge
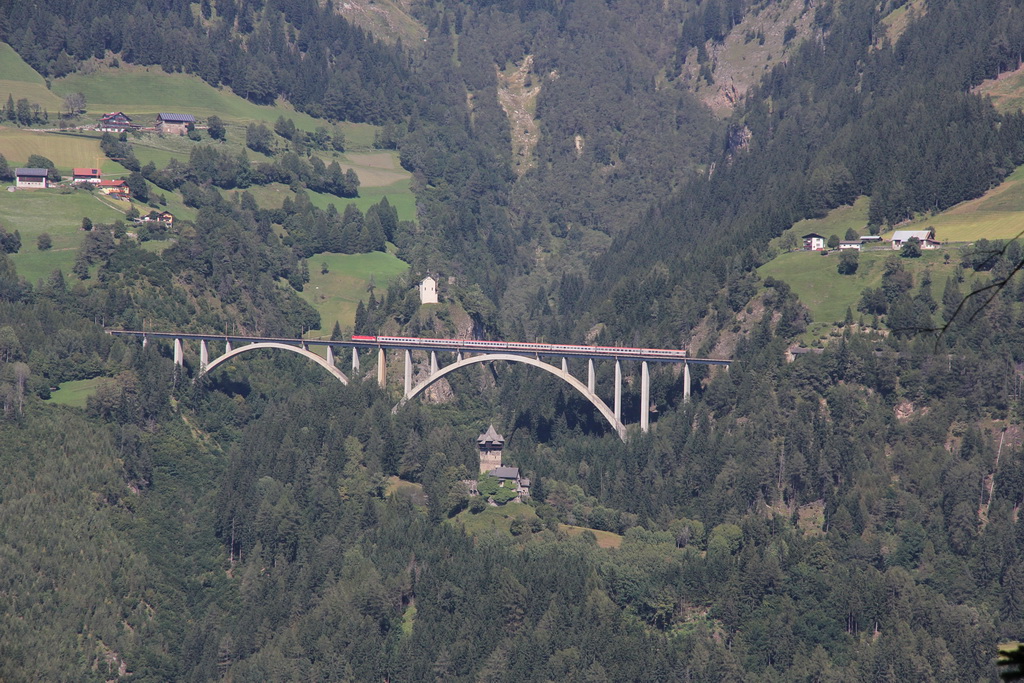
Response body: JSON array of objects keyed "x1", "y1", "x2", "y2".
[{"x1": 351, "y1": 335, "x2": 688, "y2": 359}]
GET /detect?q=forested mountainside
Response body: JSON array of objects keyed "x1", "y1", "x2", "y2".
[{"x1": 6, "y1": 0, "x2": 1024, "y2": 679}]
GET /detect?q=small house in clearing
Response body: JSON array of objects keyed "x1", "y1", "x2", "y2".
[
  {"x1": 802, "y1": 233, "x2": 826, "y2": 251},
  {"x1": 838, "y1": 241, "x2": 862, "y2": 251},
  {"x1": 97, "y1": 179, "x2": 130, "y2": 199},
  {"x1": 14, "y1": 168, "x2": 48, "y2": 188},
  {"x1": 137, "y1": 210, "x2": 174, "y2": 226},
  {"x1": 97, "y1": 112, "x2": 136, "y2": 133},
  {"x1": 891, "y1": 229, "x2": 939, "y2": 250},
  {"x1": 72, "y1": 168, "x2": 102, "y2": 184},
  {"x1": 156, "y1": 113, "x2": 195, "y2": 136}
]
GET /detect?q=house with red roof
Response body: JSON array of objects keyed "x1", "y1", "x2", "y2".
[
  {"x1": 72, "y1": 168, "x2": 102, "y2": 184},
  {"x1": 97, "y1": 179, "x2": 130, "y2": 199}
]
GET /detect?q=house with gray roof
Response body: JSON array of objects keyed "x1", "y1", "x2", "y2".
[
  {"x1": 14, "y1": 168, "x2": 48, "y2": 188},
  {"x1": 156, "y1": 113, "x2": 196, "y2": 136}
]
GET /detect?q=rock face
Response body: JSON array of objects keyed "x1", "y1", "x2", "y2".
[{"x1": 496, "y1": 55, "x2": 542, "y2": 176}]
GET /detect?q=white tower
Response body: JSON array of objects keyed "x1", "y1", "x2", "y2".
[{"x1": 419, "y1": 276, "x2": 438, "y2": 304}]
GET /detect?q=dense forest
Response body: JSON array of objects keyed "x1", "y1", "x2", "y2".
[{"x1": 5, "y1": 0, "x2": 1024, "y2": 679}]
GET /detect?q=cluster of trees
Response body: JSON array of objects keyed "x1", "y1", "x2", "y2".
[
  {"x1": 0, "y1": 228, "x2": 21, "y2": 254},
  {"x1": 2, "y1": 93, "x2": 48, "y2": 126},
  {"x1": 278, "y1": 193, "x2": 398, "y2": 257},
  {"x1": 143, "y1": 144, "x2": 359, "y2": 199}
]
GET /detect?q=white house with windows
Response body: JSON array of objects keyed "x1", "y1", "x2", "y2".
[
  {"x1": 802, "y1": 233, "x2": 826, "y2": 250},
  {"x1": 891, "y1": 229, "x2": 939, "y2": 250}
]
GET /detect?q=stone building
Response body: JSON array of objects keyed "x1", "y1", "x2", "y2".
[{"x1": 477, "y1": 424, "x2": 504, "y2": 473}]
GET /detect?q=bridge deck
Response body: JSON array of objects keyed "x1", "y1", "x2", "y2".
[{"x1": 106, "y1": 330, "x2": 732, "y2": 365}]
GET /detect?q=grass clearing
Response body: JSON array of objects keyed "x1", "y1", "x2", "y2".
[
  {"x1": 778, "y1": 196, "x2": 872, "y2": 246},
  {"x1": 453, "y1": 503, "x2": 539, "y2": 536},
  {"x1": 0, "y1": 127, "x2": 129, "y2": 174},
  {"x1": 976, "y1": 64, "x2": 1024, "y2": 114},
  {"x1": 385, "y1": 476, "x2": 427, "y2": 506},
  {"x1": 891, "y1": 165, "x2": 1024, "y2": 242},
  {"x1": 759, "y1": 248, "x2": 957, "y2": 331},
  {"x1": 1, "y1": 188, "x2": 127, "y2": 283},
  {"x1": 54, "y1": 65, "x2": 325, "y2": 131},
  {"x1": 561, "y1": 525, "x2": 624, "y2": 549},
  {"x1": 45, "y1": 377, "x2": 109, "y2": 408},
  {"x1": 298, "y1": 251, "x2": 408, "y2": 334},
  {"x1": 0, "y1": 43, "x2": 64, "y2": 110}
]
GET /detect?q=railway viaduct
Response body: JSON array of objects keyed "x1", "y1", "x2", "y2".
[{"x1": 106, "y1": 330, "x2": 732, "y2": 440}]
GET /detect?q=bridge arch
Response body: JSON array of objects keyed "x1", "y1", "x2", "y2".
[
  {"x1": 394, "y1": 353, "x2": 625, "y2": 440},
  {"x1": 200, "y1": 342, "x2": 349, "y2": 385}
]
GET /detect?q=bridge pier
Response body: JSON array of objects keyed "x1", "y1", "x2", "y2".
[
  {"x1": 561, "y1": 357, "x2": 568, "y2": 373},
  {"x1": 641, "y1": 361, "x2": 650, "y2": 432},
  {"x1": 200, "y1": 340, "x2": 209, "y2": 373},
  {"x1": 404, "y1": 349, "x2": 413, "y2": 396},
  {"x1": 614, "y1": 360, "x2": 622, "y2": 423},
  {"x1": 142, "y1": 335, "x2": 148, "y2": 349},
  {"x1": 326, "y1": 345, "x2": 335, "y2": 368},
  {"x1": 430, "y1": 351, "x2": 438, "y2": 374},
  {"x1": 683, "y1": 361, "x2": 690, "y2": 402},
  {"x1": 352, "y1": 348, "x2": 360, "y2": 372},
  {"x1": 225, "y1": 339, "x2": 232, "y2": 353},
  {"x1": 377, "y1": 348, "x2": 386, "y2": 389},
  {"x1": 173, "y1": 338, "x2": 183, "y2": 367},
  {"x1": 587, "y1": 359, "x2": 595, "y2": 393}
]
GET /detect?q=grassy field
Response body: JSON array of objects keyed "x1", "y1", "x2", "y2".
[
  {"x1": 896, "y1": 165, "x2": 1024, "y2": 242},
  {"x1": 298, "y1": 251, "x2": 408, "y2": 334},
  {"x1": 54, "y1": 65, "x2": 324, "y2": 129},
  {"x1": 452, "y1": 503, "x2": 539, "y2": 535},
  {"x1": 976, "y1": 64, "x2": 1024, "y2": 114},
  {"x1": 0, "y1": 127, "x2": 130, "y2": 174},
  {"x1": 0, "y1": 43, "x2": 64, "y2": 111},
  {"x1": 785, "y1": 196, "x2": 872, "y2": 242},
  {"x1": 759, "y1": 248, "x2": 957, "y2": 331},
  {"x1": 45, "y1": 377, "x2": 108, "y2": 408},
  {"x1": 561, "y1": 524, "x2": 624, "y2": 549},
  {"x1": 52, "y1": 64, "x2": 387, "y2": 148},
  {"x1": 0, "y1": 188, "x2": 127, "y2": 283}
]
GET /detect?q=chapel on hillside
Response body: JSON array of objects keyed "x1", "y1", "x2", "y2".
[{"x1": 419, "y1": 276, "x2": 438, "y2": 304}]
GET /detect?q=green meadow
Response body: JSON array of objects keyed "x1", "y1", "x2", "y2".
[
  {"x1": 452, "y1": 503, "x2": 540, "y2": 536},
  {"x1": 0, "y1": 188, "x2": 127, "y2": 283},
  {"x1": 298, "y1": 251, "x2": 409, "y2": 334},
  {"x1": 0, "y1": 127, "x2": 130, "y2": 174},
  {"x1": 0, "y1": 43, "x2": 64, "y2": 111},
  {"x1": 44, "y1": 377, "x2": 109, "y2": 408},
  {"x1": 758, "y1": 248, "x2": 958, "y2": 334},
  {"x1": 784, "y1": 196, "x2": 872, "y2": 243}
]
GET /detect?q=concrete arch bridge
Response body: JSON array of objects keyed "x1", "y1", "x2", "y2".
[{"x1": 106, "y1": 330, "x2": 731, "y2": 440}]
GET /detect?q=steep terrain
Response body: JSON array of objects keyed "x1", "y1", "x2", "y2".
[{"x1": 5, "y1": 0, "x2": 1024, "y2": 679}]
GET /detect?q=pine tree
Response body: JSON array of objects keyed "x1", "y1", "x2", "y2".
[
  {"x1": 331, "y1": 320, "x2": 343, "y2": 340},
  {"x1": 942, "y1": 276, "x2": 962, "y2": 323},
  {"x1": 354, "y1": 301, "x2": 366, "y2": 334}
]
